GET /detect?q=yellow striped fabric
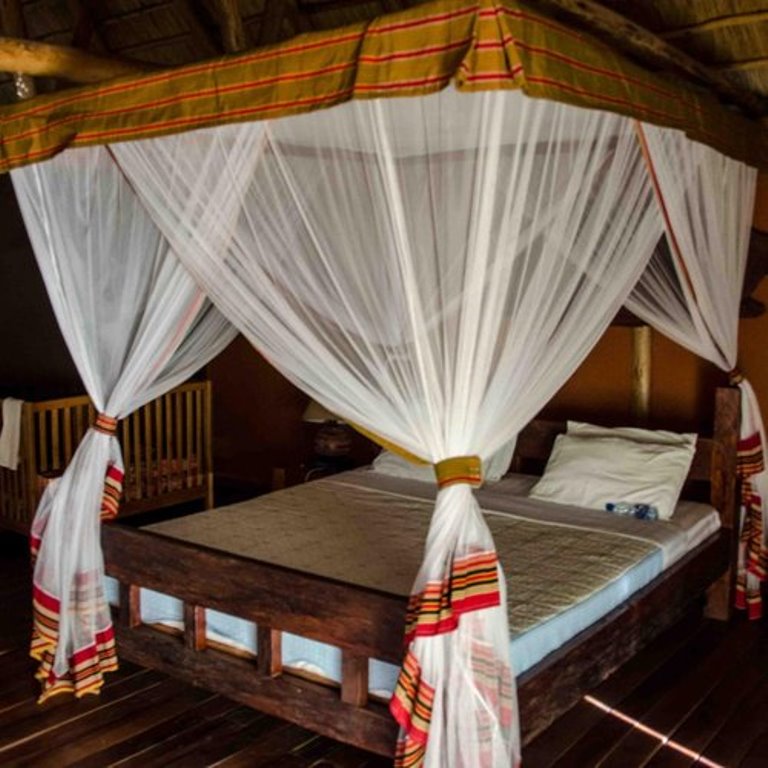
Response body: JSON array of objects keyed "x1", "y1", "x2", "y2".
[
  {"x1": 434, "y1": 455, "x2": 483, "y2": 488},
  {"x1": 391, "y1": 650, "x2": 434, "y2": 767},
  {"x1": 30, "y1": 583, "x2": 119, "y2": 703},
  {"x1": 735, "y1": 431, "x2": 768, "y2": 619},
  {"x1": 0, "y1": 0, "x2": 764, "y2": 173},
  {"x1": 404, "y1": 550, "x2": 501, "y2": 641}
]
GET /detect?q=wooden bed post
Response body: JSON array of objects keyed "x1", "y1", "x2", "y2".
[{"x1": 705, "y1": 385, "x2": 740, "y2": 621}]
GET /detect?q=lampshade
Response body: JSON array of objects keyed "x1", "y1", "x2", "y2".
[{"x1": 302, "y1": 399, "x2": 340, "y2": 423}]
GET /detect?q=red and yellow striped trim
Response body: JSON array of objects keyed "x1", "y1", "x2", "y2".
[
  {"x1": 29, "y1": 531, "x2": 42, "y2": 564},
  {"x1": 737, "y1": 432, "x2": 765, "y2": 478},
  {"x1": 0, "y1": 0, "x2": 764, "y2": 174},
  {"x1": 93, "y1": 413, "x2": 118, "y2": 436},
  {"x1": 391, "y1": 650, "x2": 434, "y2": 767},
  {"x1": 404, "y1": 551, "x2": 501, "y2": 643},
  {"x1": 734, "y1": 431, "x2": 767, "y2": 619},
  {"x1": 30, "y1": 584, "x2": 118, "y2": 703},
  {"x1": 100, "y1": 464, "x2": 124, "y2": 520}
]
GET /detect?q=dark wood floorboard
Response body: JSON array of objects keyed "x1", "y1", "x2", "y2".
[{"x1": 2, "y1": 530, "x2": 767, "y2": 767}]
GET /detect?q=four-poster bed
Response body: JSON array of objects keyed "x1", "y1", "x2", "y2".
[
  {"x1": 2, "y1": 1, "x2": 766, "y2": 766},
  {"x1": 101, "y1": 388, "x2": 739, "y2": 756}
]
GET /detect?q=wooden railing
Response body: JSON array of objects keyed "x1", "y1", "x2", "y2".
[{"x1": 0, "y1": 381, "x2": 213, "y2": 532}]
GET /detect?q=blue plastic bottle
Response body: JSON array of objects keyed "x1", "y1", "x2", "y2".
[{"x1": 605, "y1": 502, "x2": 659, "y2": 521}]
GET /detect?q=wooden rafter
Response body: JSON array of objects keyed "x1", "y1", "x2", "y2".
[
  {"x1": 176, "y1": 0, "x2": 224, "y2": 58},
  {"x1": 66, "y1": 0, "x2": 109, "y2": 53},
  {"x1": 0, "y1": 0, "x2": 23, "y2": 38},
  {"x1": 204, "y1": 0, "x2": 247, "y2": 53},
  {"x1": 258, "y1": 0, "x2": 289, "y2": 46},
  {"x1": 0, "y1": 35, "x2": 149, "y2": 83},
  {"x1": 534, "y1": 0, "x2": 766, "y2": 116}
]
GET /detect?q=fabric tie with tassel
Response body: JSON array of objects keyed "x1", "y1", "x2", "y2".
[{"x1": 391, "y1": 453, "x2": 514, "y2": 768}]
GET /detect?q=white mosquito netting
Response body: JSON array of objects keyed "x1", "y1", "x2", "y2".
[
  {"x1": 10, "y1": 84, "x2": 760, "y2": 768},
  {"x1": 11, "y1": 146, "x2": 237, "y2": 701},
  {"x1": 111, "y1": 88, "x2": 666, "y2": 766},
  {"x1": 626, "y1": 122, "x2": 764, "y2": 618}
]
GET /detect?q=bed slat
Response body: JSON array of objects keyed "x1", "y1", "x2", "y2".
[
  {"x1": 185, "y1": 388, "x2": 193, "y2": 491},
  {"x1": 184, "y1": 603, "x2": 207, "y2": 651},
  {"x1": 257, "y1": 626, "x2": 282, "y2": 677},
  {"x1": 132, "y1": 409, "x2": 142, "y2": 501},
  {"x1": 119, "y1": 583, "x2": 141, "y2": 629},
  {"x1": 341, "y1": 652, "x2": 369, "y2": 707}
]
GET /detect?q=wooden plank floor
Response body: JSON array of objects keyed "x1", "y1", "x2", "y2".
[{"x1": 2, "y1": 531, "x2": 767, "y2": 767}]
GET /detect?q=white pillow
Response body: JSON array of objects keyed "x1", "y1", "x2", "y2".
[
  {"x1": 529, "y1": 432, "x2": 696, "y2": 520},
  {"x1": 371, "y1": 439, "x2": 516, "y2": 485},
  {"x1": 567, "y1": 420, "x2": 696, "y2": 448}
]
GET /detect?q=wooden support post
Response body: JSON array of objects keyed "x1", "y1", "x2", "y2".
[
  {"x1": 631, "y1": 325, "x2": 652, "y2": 425},
  {"x1": 118, "y1": 583, "x2": 141, "y2": 628},
  {"x1": 0, "y1": 36, "x2": 148, "y2": 83},
  {"x1": 705, "y1": 386, "x2": 741, "y2": 621},
  {"x1": 341, "y1": 652, "x2": 369, "y2": 707},
  {"x1": 257, "y1": 626, "x2": 282, "y2": 677},
  {"x1": 184, "y1": 603, "x2": 207, "y2": 651}
]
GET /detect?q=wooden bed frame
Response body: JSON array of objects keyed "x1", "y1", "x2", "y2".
[
  {"x1": 0, "y1": 380, "x2": 214, "y2": 533},
  {"x1": 102, "y1": 386, "x2": 739, "y2": 758}
]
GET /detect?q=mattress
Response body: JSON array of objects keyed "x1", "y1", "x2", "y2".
[{"x1": 105, "y1": 469, "x2": 721, "y2": 695}]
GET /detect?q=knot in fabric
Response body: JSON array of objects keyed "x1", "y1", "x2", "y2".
[
  {"x1": 433, "y1": 455, "x2": 482, "y2": 489},
  {"x1": 93, "y1": 413, "x2": 118, "y2": 436},
  {"x1": 729, "y1": 367, "x2": 744, "y2": 386}
]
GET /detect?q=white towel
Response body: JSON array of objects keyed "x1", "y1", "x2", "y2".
[{"x1": 0, "y1": 398, "x2": 24, "y2": 470}]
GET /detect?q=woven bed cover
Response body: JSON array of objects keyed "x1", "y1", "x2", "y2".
[{"x1": 108, "y1": 469, "x2": 720, "y2": 688}]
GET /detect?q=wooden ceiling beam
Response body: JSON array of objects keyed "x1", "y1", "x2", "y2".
[
  {"x1": 533, "y1": 0, "x2": 766, "y2": 116},
  {"x1": 0, "y1": 35, "x2": 150, "y2": 83}
]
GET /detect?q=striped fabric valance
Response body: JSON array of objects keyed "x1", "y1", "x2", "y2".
[{"x1": 0, "y1": 0, "x2": 766, "y2": 172}]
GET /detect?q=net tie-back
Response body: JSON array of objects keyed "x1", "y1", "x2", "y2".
[
  {"x1": 91, "y1": 414, "x2": 123, "y2": 520},
  {"x1": 93, "y1": 413, "x2": 118, "y2": 436},
  {"x1": 434, "y1": 455, "x2": 483, "y2": 489},
  {"x1": 729, "y1": 367, "x2": 745, "y2": 386}
]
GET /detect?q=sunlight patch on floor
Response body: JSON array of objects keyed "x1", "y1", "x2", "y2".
[{"x1": 583, "y1": 694, "x2": 724, "y2": 768}]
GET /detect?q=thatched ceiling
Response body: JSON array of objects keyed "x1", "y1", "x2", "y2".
[
  {"x1": 596, "y1": 0, "x2": 768, "y2": 107},
  {"x1": 1, "y1": 0, "x2": 767, "y2": 116}
]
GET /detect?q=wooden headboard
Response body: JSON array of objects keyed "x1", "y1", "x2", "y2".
[{"x1": 511, "y1": 386, "x2": 740, "y2": 530}]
